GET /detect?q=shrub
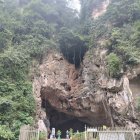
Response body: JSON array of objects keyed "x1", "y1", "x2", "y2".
[
  {"x1": 39, "y1": 131, "x2": 47, "y2": 140},
  {"x1": 0, "y1": 125, "x2": 14, "y2": 140},
  {"x1": 107, "y1": 53, "x2": 122, "y2": 78}
]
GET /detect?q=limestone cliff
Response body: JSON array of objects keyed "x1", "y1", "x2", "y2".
[
  {"x1": 33, "y1": 0, "x2": 140, "y2": 131},
  {"x1": 33, "y1": 48, "x2": 140, "y2": 130}
]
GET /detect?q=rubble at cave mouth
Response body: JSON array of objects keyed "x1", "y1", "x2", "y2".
[
  {"x1": 42, "y1": 100, "x2": 89, "y2": 137},
  {"x1": 60, "y1": 45, "x2": 88, "y2": 68}
]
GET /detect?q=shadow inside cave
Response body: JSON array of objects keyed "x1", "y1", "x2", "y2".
[
  {"x1": 42, "y1": 100, "x2": 89, "y2": 138},
  {"x1": 60, "y1": 44, "x2": 88, "y2": 68}
]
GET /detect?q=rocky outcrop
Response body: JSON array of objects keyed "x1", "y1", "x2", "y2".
[
  {"x1": 92, "y1": 0, "x2": 110, "y2": 19},
  {"x1": 127, "y1": 64, "x2": 140, "y2": 80},
  {"x1": 33, "y1": 48, "x2": 139, "y2": 129},
  {"x1": 39, "y1": 50, "x2": 110, "y2": 126}
]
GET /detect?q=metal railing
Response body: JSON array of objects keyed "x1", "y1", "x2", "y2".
[
  {"x1": 85, "y1": 127, "x2": 140, "y2": 140},
  {"x1": 19, "y1": 125, "x2": 140, "y2": 140},
  {"x1": 71, "y1": 127, "x2": 140, "y2": 140}
]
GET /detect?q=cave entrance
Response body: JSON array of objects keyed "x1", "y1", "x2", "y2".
[
  {"x1": 42, "y1": 100, "x2": 89, "y2": 138},
  {"x1": 50, "y1": 113, "x2": 86, "y2": 138},
  {"x1": 60, "y1": 45, "x2": 88, "y2": 68},
  {"x1": 60, "y1": 44, "x2": 87, "y2": 68},
  {"x1": 58, "y1": 29, "x2": 88, "y2": 68}
]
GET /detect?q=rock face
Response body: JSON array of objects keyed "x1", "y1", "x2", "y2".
[
  {"x1": 92, "y1": 0, "x2": 110, "y2": 19},
  {"x1": 33, "y1": 48, "x2": 140, "y2": 129},
  {"x1": 32, "y1": 0, "x2": 140, "y2": 130}
]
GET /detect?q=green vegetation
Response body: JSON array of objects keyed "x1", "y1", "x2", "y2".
[
  {"x1": 69, "y1": 128, "x2": 74, "y2": 138},
  {"x1": 0, "y1": 125, "x2": 14, "y2": 140},
  {"x1": 57, "y1": 130, "x2": 61, "y2": 139},
  {"x1": 71, "y1": 131, "x2": 85, "y2": 140},
  {"x1": 80, "y1": 0, "x2": 140, "y2": 77},
  {"x1": 107, "y1": 53, "x2": 122, "y2": 78},
  {"x1": 0, "y1": 0, "x2": 80, "y2": 139},
  {"x1": 0, "y1": 47, "x2": 35, "y2": 139},
  {"x1": 0, "y1": 0, "x2": 140, "y2": 139},
  {"x1": 39, "y1": 131, "x2": 47, "y2": 140}
]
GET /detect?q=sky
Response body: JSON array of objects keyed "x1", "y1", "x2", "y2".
[{"x1": 68, "y1": 0, "x2": 81, "y2": 12}]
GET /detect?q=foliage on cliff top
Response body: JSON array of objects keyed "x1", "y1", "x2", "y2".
[{"x1": 80, "y1": 0, "x2": 140, "y2": 77}]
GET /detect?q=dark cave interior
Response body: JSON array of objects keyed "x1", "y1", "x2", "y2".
[
  {"x1": 42, "y1": 100, "x2": 89, "y2": 138},
  {"x1": 60, "y1": 45, "x2": 88, "y2": 68}
]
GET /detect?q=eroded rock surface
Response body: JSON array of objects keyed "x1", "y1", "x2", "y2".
[
  {"x1": 33, "y1": 49, "x2": 140, "y2": 129},
  {"x1": 92, "y1": 0, "x2": 110, "y2": 19}
]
